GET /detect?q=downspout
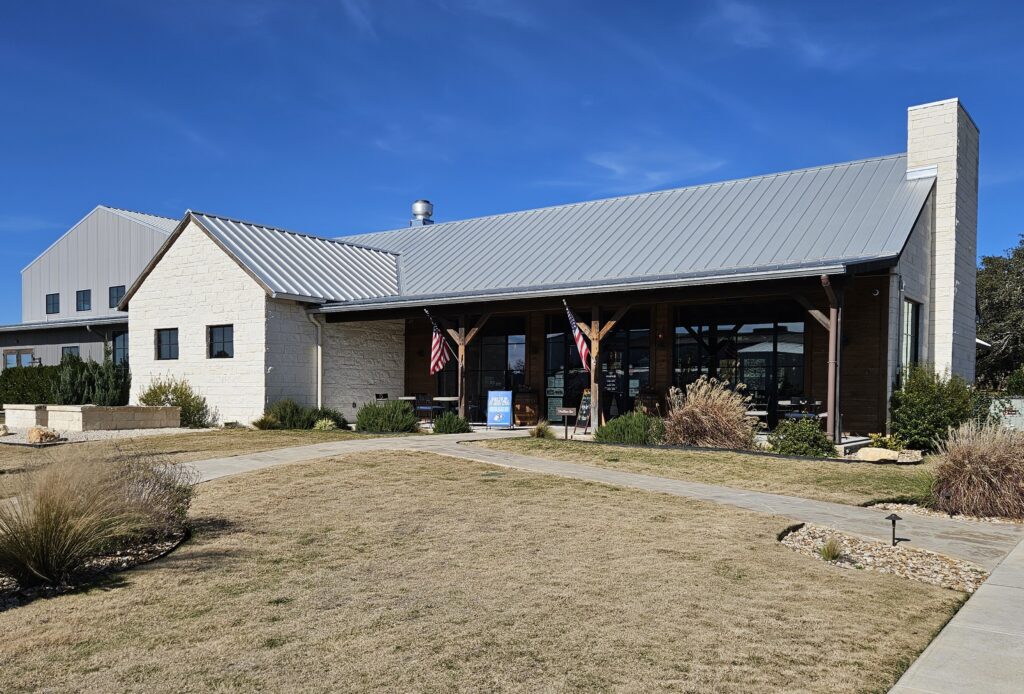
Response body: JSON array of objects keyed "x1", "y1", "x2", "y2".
[{"x1": 306, "y1": 313, "x2": 323, "y2": 408}]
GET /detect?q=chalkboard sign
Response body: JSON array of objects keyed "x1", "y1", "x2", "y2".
[{"x1": 574, "y1": 389, "x2": 592, "y2": 434}]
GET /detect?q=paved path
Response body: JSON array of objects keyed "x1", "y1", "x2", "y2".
[{"x1": 191, "y1": 431, "x2": 1024, "y2": 692}]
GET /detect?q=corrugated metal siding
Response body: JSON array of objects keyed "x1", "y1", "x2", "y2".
[
  {"x1": 191, "y1": 214, "x2": 399, "y2": 302},
  {"x1": 20, "y1": 207, "x2": 173, "y2": 323},
  {"x1": 343, "y1": 154, "x2": 933, "y2": 301}
]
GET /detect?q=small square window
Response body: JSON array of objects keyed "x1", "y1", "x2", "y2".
[
  {"x1": 155, "y1": 328, "x2": 178, "y2": 360},
  {"x1": 76, "y1": 289, "x2": 91, "y2": 312},
  {"x1": 45, "y1": 293, "x2": 59, "y2": 315},
  {"x1": 109, "y1": 285, "x2": 126, "y2": 308},
  {"x1": 208, "y1": 324, "x2": 234, "y2": 359},
  {"x1": 62, "y1": 346, "x2": 80, "y2": 359}
]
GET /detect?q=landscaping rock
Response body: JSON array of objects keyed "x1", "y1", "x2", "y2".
[
  {"x1": 26, "y1": 426, "x2": 58, "y2": 444},
  {"x1": 872, "y1": 502, "x2": 1024, "y2": 525},
  {"x1": 897, "y1": 449, "x2": 924, "y2": 463},
  {"x1": 856, "y1": 446, "x2": 900, "y2": 462},
  {"x1": 0, "y1": 424, "x2": 9, "y2": 436}
]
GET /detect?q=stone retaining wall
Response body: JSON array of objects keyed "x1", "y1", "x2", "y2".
[
  {"x1": 3, "y1": 405, "x2": 180, "y2": 432},
  {"x1": 3, "y1": 404, "x2": 48, "y2": 428}
]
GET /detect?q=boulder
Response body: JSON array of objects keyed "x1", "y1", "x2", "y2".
[
  {"x1": 27, "y1": 426, "x2": 58, "y2": 444},
  {"x1": 0, "y1": 424, "x2": 8, "y2": 436},
  {"x1": 898, "y1": 449, "x2": 924, "y2": 463},
  {"x1": 856, "y1": 446, "x2": 900, "y2": 463}
]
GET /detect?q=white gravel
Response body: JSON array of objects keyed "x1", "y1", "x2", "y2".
[
  {"x1": 871, "y1": 502, "x2": 1024, "y2": 525},
  {"x1": 0, "y1": 427, "x2": 214, "y2": 446}
]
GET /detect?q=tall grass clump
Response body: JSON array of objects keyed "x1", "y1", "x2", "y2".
[
  {"x1": 355, "y1": 400, "x2": 419, "y2": 433},
  {"x1": 933, "y1": 421, "x2": 1024, "y2": 518},
  {"x1": 890, "y1": 365, "x2": 973, "y2": 451},
  {"x1": 139, "y1": 377, "x2": 214, "y2": 428},
  {"x1": 0, "y1": 456, "x2": 195, "y2": 588},
  {"x1": 264, "y1": 399, "x2": 347, "y2": 430},
  {"x1": 819, "y1": 536, "x2": 843, "y2": 562},
  {"x1": 662, "y1": 377, "x2": 758, "y2": 449},
  {"x1": 768, "y1": 419, "x2": 836, "y2": 457},
  {"x1": 594, "y1": 410, "x2": 665, "y2": 445},
  {"x1": 432, "y1": 411, "x2": 471, "y2": 434},
  {"x1": 530, "y1": 420, "x2": 556, "y2": 439}
]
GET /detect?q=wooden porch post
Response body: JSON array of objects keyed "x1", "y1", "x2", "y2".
[
  {"x1": 822, "y1": 276, "x2": 844, "y2": 443},
  {"x1": 444, "y1": 313, "x2": 492, "y2": 420},
  {"x1": 590, "y1": 306, "x2": 601, "y2": 427}
]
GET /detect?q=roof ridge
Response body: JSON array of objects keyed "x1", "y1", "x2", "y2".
[
  {"x1": 342, "y1": 152, "x2": 910, "y2": 241},
  {"x1": 101, "y1": 205, "x2": 179, "y2": 223},
  {"x1": 190, "y1": 211, "x2": 399, "y2": 256}
]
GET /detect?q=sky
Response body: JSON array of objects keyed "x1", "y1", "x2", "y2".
[{"x1": 1, "y1": 0, "x2": 1022, "y2": 324}]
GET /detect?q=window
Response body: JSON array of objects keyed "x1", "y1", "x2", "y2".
[
  {"x1": 155, "y1": 328, "x2": 178, "y2": 360},
  {"x1": 76, "y1": 289, "x2": 91, "y2": 312},
  {"x1": 901, "y1": 299, "x2": 921, "y2": 370},
  {"x1": 109, "y1": 285, "x2": 126, "y2": 308},
  {"x1": 61, "y1": 346, "x2": 80, "y2": 359},
  {"x1": 112, "y1": 330, "x2": 128, "y2": 365},
  {"x1": 45, "y1": 293, "x2": 59, "y2": 315},
  {"x1": 3, "y1": 349, "x2": 35, "y2": 368},
  {"x1": 207, "y1": 324, "x2": 234, "y2": 358}
]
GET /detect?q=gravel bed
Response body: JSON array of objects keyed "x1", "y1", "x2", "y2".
[
  {"x1": 871, "y1": 502, "x2": 1024, "y2": 525},
  {"x1": 0, "y1": 427, "x2": 214, "y2": 446},
  {"x1": 780, "y1": 523, "x2": 988, "y2": 593}
]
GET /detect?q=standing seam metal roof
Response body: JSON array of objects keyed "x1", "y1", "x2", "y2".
[{"x1": 339, "y1": 153, "x2": 933, "y2": 304}]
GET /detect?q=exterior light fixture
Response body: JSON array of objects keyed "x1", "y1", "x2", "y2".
[{"x1": 885, "y1": 513, "x2": 901, "y2": 547}]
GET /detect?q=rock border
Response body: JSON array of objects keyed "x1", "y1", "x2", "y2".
[
  {"x1": 870, "y1": 502, "x2": 1024, "y2": 526},
  {"x1": 779, "y1": 523, "x2": 988, "y2": 593}
]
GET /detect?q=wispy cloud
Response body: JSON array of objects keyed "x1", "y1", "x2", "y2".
[
  {"x1": 339, "y1": 0, "x2": 377, "y2": 38},
  {"x1": 136, "y1": 105, "x2": 225, "y2": 158},
  {"x1": 703, "y1": 0, "x2": 871, "y2": 70},
  {"x1": 0, "y1": 215, "x2": 63, "y2": 235},
  {"x1": 437, "y1": 0, "x2": 539, "y2": 29}
]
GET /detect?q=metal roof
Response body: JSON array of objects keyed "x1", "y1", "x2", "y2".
[
  {"x1": 0, "y1": 315, "x2": 127, "y2": 334},
  {"x1": 189, "y1": 213, "x2": 400, "y2": 303},
  {"x1": 104, "y1": 207, "x2": 179, "y2": 234},
  {"x1": 335, "y1": 153, "x2": 933, "y2": 309}
]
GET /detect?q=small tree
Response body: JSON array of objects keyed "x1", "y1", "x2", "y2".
[
  {"x1": 977, "y1": 234, "x2": 1024, "y2": 388},
  {"x1": 890, "y1": 364, "x2": 973, "y2": 451}
]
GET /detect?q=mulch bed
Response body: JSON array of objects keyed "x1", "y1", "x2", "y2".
[{"x1": 0, "y1": 529, "x2": 188, "y2": 612}]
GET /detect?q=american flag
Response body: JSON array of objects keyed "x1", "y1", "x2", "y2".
[
  {"x1": 429, "y1": 316, "x2": 455, "y2": 375},
  {"x1": 564, "y1": 301, "x2": 591, "y2": 372}
]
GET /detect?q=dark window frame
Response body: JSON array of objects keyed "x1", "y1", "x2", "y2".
[
  {"x1": 76, "y1": 289, "x2": 91, "y2": 312},
  {"x1": 207, "y1": 324, "x2": 234, "y2": 359},
  {"x1": 155, "y1": 328, "x2": 179, "y2": 361},
  {"x1": 901, "y1": 299, "x2": 921, "y2": 370},
  {"x1": 109, "y1": 285, "x2": 126, "y2": 308},
  {"x1": 62, "y1": 346, "x2": 80, "y2": 359},
  {"x1": 112, "y1": 330, "x2": 129, "y2": 365},
  {"x1": 45, "y1": 293, "x2": 59, "y2": 315}
]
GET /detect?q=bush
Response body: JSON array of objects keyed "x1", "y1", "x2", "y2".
[
  {"x1": 933, "y1": 421, "x2": 1024, "y2": 518},
  {"x1": 355, "y1": 400, "x2": 419, "y2": 433},
  {"x1": 252, "y1": 414, "x2": 279, "y2": 430},
  {"x1": 890, "y1": 365, "x2": 974, "y2": 451},
  {"x1": 53, "y1": 351, "x2": 131, "y2": 406},
  {"x1": 0, "y1": 455, "x2": 195, "y2": 588},
  {"x1": 819, "y1": 536, "x2": 843, "y2": 562},
  {"x1": 530, "y1": 420, "x2": 556, "y2": 439},
  {"x1": 313, "y1": 417, "x2": 337, "y2": 431},
  {"x1": 138, "y1": 377, "x2": 213, "y2": 428},
  {"x1": 768, "y1": 419, "x2": 836, "y2": 457},
  {"x1": 868, "y1": 432, "x2": 906, "y2": 451},
  {"x1": 662, "y1": 377, "x2": 758, "y2": 449},
  {"x1": 1007, "y1": 367, "x2": 1024, "y2": 397},
  {"x1": 264, "y1": 399, "x2": 347, "y2": 430},
  {"x1": 0, "y1": 365, "x2": 60, "y2": 405},
  {"x1": 432, "y1": 411, "x2": 471, "y2": 434},
  {"x1": 594, "y1": 410, "x2": 665, "y2": 445}
]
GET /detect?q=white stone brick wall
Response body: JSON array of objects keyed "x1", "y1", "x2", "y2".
[
  {"x1": 907, "y1": 98, "x2": 979, "y2": 381},
  {"x1": 128, "y1": 221, "x2": 269, "y2": 425},
  {"x1": 322, "y1": 319, "x2": 405, "y2": 419},
  {"x1": 265, "y1": 299, "x2": 318, "y2": 408}
]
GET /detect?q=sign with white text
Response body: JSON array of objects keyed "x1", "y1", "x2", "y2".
[{"x1": 487, "y1": 390, "x2": 513, "y2": 429}]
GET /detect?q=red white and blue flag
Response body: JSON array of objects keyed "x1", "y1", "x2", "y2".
[
  {"x1": 564, "y1": 301, "x2": 591, "y2": 372},
  {"x1": 427, "y1": 312, "x2": 455, "y2": 375}
]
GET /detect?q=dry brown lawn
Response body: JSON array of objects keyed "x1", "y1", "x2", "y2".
[
  {"x1": 0, "y1": 451, "x2": 959, "y2": 693},
  {"x1": 480, "y1": 438, "x2": 937, "y2": 506},
  {"x1": 0, "y1": 428, "x2": 373, "y2": 473}
]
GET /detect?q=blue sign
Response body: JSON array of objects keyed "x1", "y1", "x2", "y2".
[{"x1": 487, "y1": 390, "x2": 513, "y2": 429}]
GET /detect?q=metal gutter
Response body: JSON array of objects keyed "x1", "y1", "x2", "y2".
[{"x1": 0, "y1": 316, "x2": 128, "y2": 333}]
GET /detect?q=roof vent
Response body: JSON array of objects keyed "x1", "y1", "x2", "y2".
[{"x1": 410, "y1": 199, "x2": 434, "y2": 226}]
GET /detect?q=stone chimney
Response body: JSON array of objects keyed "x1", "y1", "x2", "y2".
[{"x1": 906, "y1": 98, "x2": 980, "y2": 381}]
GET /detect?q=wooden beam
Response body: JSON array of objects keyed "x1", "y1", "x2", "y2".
[
  {"x1": 576, "y1": 321, "x2": 592, "y2": 340},
  {"x1": 464, "y1": 313, "x2": 492, "y2": 345},
  {"x1": 794, "y1": 294, "x2": 830, "y2": 331},
  {"x1": 680, "y1": 324, "x2": 711, "y2": 352},
  {"x1": 590, "y1": 306, "x2": 601, "y2": 428},
  {"x1": 598, "y1": 305, "x2": 632, "y2": 341},
  {"x1": 457, "y1": 314, "x2": 467, "y2": 418}
]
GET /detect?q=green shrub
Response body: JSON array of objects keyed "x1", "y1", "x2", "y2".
[
  {"x1": 0, "y1": 455, "x2": 195, "y2": 588},
  {"x1": 432, "y1": 411, "x2": 471, "y2": 434},
  {"x1": 933, "y1": 421, "x2": 1024, "y2": 518},
  {"x1": 594, "y1": 410, "x2": 665, "y2": 446},
  {"x1": 264, "y1": 399, "x2": 347, "y2": 430},
  {"x1": 768, "y1": 419, "x2": 835, "y2": 457},
  {"x1": 355, "y1": 400, "x2": 419, "y2": 433},
  {"x1": 530, "y1": 420, "x2": 556, "y2": 439},
  {"x1": 868, "y1": 432, "x2": 906, "y2": 451},
  {"x1": 252, "y1": 414, "x2": 279, "y2": 430},
  {"x1": 313, "y1": 417, "x2": 337, "y2": 431},
  {"x1": 1007, "y1": 367, "x2": 1024, "y2": 397},
  {"x1": 0, "y1": 365, "x2": 59, "y2": 405},
  {"x1": 890, "y1": 365, "x2": 973, "y2": 451},
  {"x1": 819, "y1": 536, "x2": 843, "y2": 562},
  {"x1": 138, "y1": 377, "x2": 213, "y2": 428},
  {"x1": 53, "y1": 351, "x2": 130, "y2": 406}
]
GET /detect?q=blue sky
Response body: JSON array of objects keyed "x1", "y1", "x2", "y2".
[{"x1": 1, "y1": 1, "x2": 1022, "y2": 324}]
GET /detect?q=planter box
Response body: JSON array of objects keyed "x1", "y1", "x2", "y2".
[
  {"x1": 46, "y1": 405, "x2": 181, "y2": 432},
  {"x1": 3, "y1": 404, "x2": 49, "y2": 428}
]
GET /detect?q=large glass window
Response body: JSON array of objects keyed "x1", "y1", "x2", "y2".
[
  {"x1": 544, "y1": 312, "x2": 590, "y2": 422},
  {"x1": 208, "y1": 324, "x2": 234, "y2": 359},
  {"x1": 901, "y1": 299, "x2": 921, "y2": 370},
  {"x1": 600, "y1": 310, "x2": 651, "y2": 418},
  {"x1": 3, "y1": 350, "x2": 34, "y2": 368},
  {"x1": 464, "y1": 317, "x2": 526, "y2": 419},
  {"x1": 155, "y1": 328, "x2": 178, "y2": 360},
  {"x1": 45, "y1": 293, "x2": 59, "y2": 315},
  {"x1": 112, "y1": 330, "x2": 129, "y2": 364},
  {"x1": 76, "y1": 289, "x2": 91, "y2": 312},
  {"x1": 109, "y1": 285, "x2": 126, "y2": 308}
]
